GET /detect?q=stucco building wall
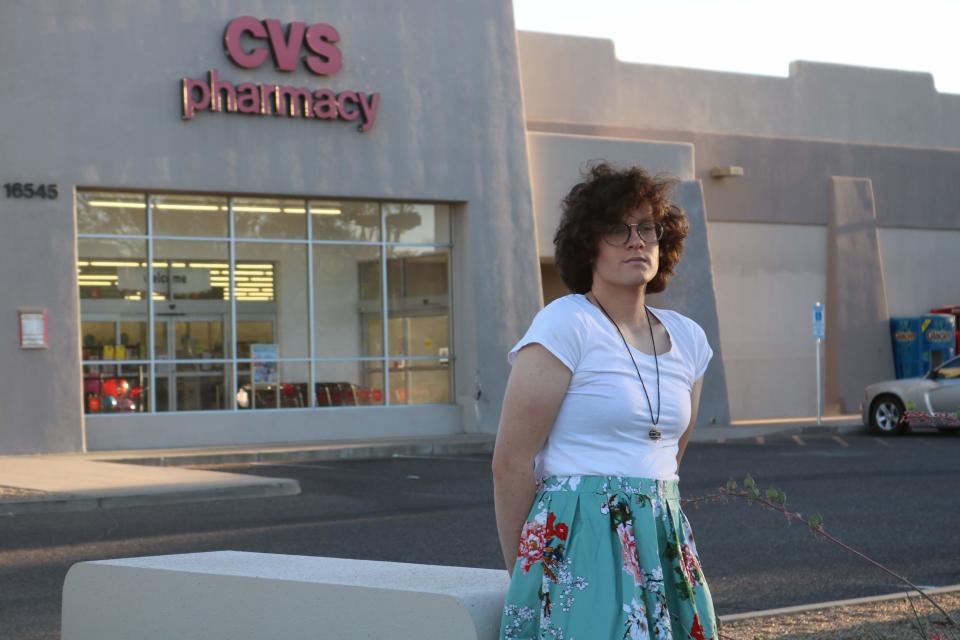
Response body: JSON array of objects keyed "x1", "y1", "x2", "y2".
[
  {"x1": 0, "y1": 0, "x2": 537, "y2": 453},
  {"x1": 518, "y1": 31, "x2": 960, "y2": 420},
  {"x1": 518, "y1": 32, "x2": 960, "y2": 148}
]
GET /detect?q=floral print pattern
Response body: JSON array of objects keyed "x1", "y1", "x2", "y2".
[
  {"x1": 518, "y1": 511, "x2": 571, "y2": 577},
  {"x1": 617, "y1": 522, "x2": 644, "y2": 586},
  {"x1": 504, "y1": 502, "x2": 589, "y2": 639},
  {"x1": 500, "y1": 476, "x2": 716, "y2": 640},
  {"x1": 680, "y1": 543, "x2": 704, "y2": 590},
  {"x1": 623, "y1": 597, "x2": 650, "y2": 639}
]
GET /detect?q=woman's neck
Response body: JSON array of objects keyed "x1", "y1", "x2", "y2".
[{"x1": 586, "y1": 282, "x2": 648, "y2": 327}]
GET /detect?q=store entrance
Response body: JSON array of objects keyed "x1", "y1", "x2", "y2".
[{"x1": 153, "y1": 312, "x2": 227, "y2": 412}]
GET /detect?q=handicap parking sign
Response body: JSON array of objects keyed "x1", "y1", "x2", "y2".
[{"x1": 812, "y1": 302, "x2": 825, "y2": 339}]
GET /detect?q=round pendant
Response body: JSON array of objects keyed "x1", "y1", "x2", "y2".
[{"x1": 648, "y1": 427, "x2": 662, "y2": 441}]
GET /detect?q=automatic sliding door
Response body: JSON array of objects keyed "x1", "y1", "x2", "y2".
[{"x1": 153, "y1": 236, "x2": 231, "y2": 412}]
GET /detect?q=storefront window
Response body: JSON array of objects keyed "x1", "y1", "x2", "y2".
[
  {"x1": 83, "y1": 363, "x2": 150, "y2": 413},
  {"x1": 77, "y1": 238, "x2": 148, "y2": 302},
  {"x1": 313, "y1": 244, "x2": 382, "y2": 358},
  {"x1": 236, "y1": 242, "x2": 307, "y2": 355},
  {"x1": 311, "y1": 200, "x2": 380, "y2": 241},
  {"x1": 389, "y1": 364, "x2": 451, "y2": 405},
  {"x1": 77, "y1": 191, "x2": 453, "y2": 414},
  {"x1": 152, "y1": 194, "x2": 228, "y2": 238},
  {"x1": 78, "y1": 238, "x2": 151, "y2": 413},
  {"x1": 386, "y1": 247, "x2": 450, "y2": 388},
  {"x1": 314, "y1": 361, "x2": 385, "y2": 406},
  {"x1": 237, "y1": 360, "x2": 313, "y2": 410},
  {"x1": 234, "y1": 197, "x2": 307, "y2": 240},
  {"x1": 77, "y1": 191, "x2": 147, "y2": 236},
  {"x1": 155, "y1": 363, "x2": 232, "y2": 412},
  {"x1": 152, "y1": 240, "x2": 231, "y2": 360},
  {"x1": 384, "y1": 203, "x2": 450, "y2": 244}
]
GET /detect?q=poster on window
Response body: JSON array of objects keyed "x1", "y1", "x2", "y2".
[{"x1": 250, "y1": 343, "x2": 279, "y2": 385}]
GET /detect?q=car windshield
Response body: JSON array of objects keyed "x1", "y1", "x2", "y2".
[{"x1": 935, "y1": 355, "x2": 960, "y2": 380}]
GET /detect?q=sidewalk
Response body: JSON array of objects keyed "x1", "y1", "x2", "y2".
[
  {"x1": 0, "y1": 433, "x2": 500, "y2": 516},
  {"x1": 0, "y1": 456, "x2": 300, "y2": 516},
  {"x1": 0, "y1": 421, "x2": 863, "y2": 516}
]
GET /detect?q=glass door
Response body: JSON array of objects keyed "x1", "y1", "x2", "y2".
[{"x1": 154, "y1": 313, "x2": 229, "y2": 411}]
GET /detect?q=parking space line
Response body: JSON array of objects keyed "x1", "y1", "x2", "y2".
[
  {"x1": 832, "y1": 436, "x2": 850, "y2": 447},
  {"x1": 873, "y1": 438, "x2": 893, "y2": 447},
  {"x1": 250, "y1": 462, "x2": 341, "y2": 470},
  {"x1": 390, "y1": 455, "x2": 492, "y2": 462},
  {"x1": 791, "y1": 435, "x2": 806, "y2": 446}
]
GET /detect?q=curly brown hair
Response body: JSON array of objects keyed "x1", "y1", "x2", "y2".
[{"x1": 553, "y1": 162, "x2": 689, "y2": 294}]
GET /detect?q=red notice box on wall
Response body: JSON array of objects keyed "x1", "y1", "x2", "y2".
[{"x1": 18, "y1": 309, "x2": 47, "y2": 349}]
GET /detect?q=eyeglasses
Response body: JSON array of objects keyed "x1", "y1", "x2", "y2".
[{"x1": 602, "y1": 222, "x2": 664, "y2": 246}]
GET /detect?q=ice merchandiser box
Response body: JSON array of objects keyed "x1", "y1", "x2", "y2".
[
  {"x1": 921, "y1": 314, "x2": 956, "y2": 370},
  {"x1": 930, "y1": 306, "x2": 960, "y2": 352},
  {"x1": 890, "y1": 317, "x2": 923, "y2": 379},
  {"x1": 892, "y1": 315, "x2": 958, "y2": 379}
]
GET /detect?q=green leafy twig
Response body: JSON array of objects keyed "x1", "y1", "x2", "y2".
[{"x1": 682, "y1": 476, "x2": 959, "y2": 634}]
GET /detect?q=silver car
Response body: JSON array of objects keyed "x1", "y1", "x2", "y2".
[{"x1": 862, "y1": 355, "x2": 960, "y2": 434}]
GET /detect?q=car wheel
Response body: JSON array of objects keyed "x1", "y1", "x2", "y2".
[{"x1": 869, "y1": 395, "x2": 907, "y2": 435}]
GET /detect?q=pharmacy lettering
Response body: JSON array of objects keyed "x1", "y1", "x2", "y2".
[{"x1": 180, "y1": 16, "x2": 380, "y2": 133}]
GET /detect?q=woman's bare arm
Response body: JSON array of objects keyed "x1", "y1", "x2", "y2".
[
  {"x1": 492, "y1": 344, "x2": 572, "y2": 574},
  {"x1": 677, "y1": 376, "x2": 705, "y2": 467}
]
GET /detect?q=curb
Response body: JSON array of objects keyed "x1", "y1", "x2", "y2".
[
  {"x1": 720, "y1": 583, "x2": 960, "y2": 622},
  {"x1": 0, "y1": 478, "x2": 300, "y2": 516},
  {"x1": 100, "y1": 437, "x2": 496, "y2": 468},
  {"x1": 693, "y1": 423, "x2": 868, "y2": 442},
  {"x1": 694, "y1": 422, "x2": 867, "y2": 443}
]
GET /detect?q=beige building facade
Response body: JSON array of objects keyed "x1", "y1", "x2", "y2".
[
  {"x1": 520, "y1": 32, "x2": 960, "y2": 421},
  {"x1": 1, "y1": 4, "x2": 958, "y2": 455}
]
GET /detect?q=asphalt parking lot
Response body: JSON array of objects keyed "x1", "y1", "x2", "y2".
[{"x1": 1, "y1": 427, "x2": 958, "y2": 639}]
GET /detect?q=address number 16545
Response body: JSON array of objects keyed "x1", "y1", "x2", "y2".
[{"x1": 3, "y1": 183, "x2": 59, "y2": 199}]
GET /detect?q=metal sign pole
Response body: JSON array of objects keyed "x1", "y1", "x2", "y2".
[
  {"x1": 816, "y1": 337, "x2": 822, "y2": 425},
  {"x1": 812, "y1": 301, "x2": 825, "y2": 426}
]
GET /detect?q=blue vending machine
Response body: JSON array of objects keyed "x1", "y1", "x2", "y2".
[
  {"x1": 920, "y1": 314, "x2": 957, "y2": 372},
  {"x1": 890, "y1": 318, "x2": 923, "y2": 379}
]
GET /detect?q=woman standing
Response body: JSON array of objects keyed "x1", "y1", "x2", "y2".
[{"x1": 493, "y1": 163, "x2": 717, "y2": 639}]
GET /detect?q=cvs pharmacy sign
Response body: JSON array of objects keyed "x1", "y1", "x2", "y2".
[{"x1": 181, "y1": 16, "x2": 380, "y2": 132}]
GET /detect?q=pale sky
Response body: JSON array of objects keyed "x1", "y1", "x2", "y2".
[{"x1": 512, "y1": 0, "x2": 960, "y2": 95}]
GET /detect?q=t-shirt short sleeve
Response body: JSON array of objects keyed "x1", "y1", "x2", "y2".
[
  {"x1": 508, "y1": 298, "x2": 584, "y2": 373},
  {"x1": 692, "y1": 322, "x2": 714, "y2": 381}
]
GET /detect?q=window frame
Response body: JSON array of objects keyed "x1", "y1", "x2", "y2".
[{"x1": 77, "y1": 190, "x2": 454, "y2": 414}]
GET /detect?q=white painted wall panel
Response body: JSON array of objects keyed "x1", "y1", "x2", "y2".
[
  {"x1": 708, "y1": 222, "x2": 827, "y2": 420},
  {"x1": 879, "y1": 228, "x2": 960, "y2": 317}
]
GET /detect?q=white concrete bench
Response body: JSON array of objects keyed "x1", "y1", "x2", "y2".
[{"x1": 62, "y1": 551, "x2": 510, "y2": 640}]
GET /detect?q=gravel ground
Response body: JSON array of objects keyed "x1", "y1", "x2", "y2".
[
  {"x1": 0, "y1": 486, "x2": 49, "y2": 499},
  {"x1": 721, "y1": 590, "x2": 960, "y2": 640}
]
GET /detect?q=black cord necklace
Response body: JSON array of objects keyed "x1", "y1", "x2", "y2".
[{"x1": 589, "y1": 292, "x2": 662, "y2": 441}]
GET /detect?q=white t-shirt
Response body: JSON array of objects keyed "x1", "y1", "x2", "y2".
[{"x1": 508, "y1": 293, "x2": 713, "y2": 481}]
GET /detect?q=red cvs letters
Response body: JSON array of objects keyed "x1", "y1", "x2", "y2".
[
  {"x1": 223, "y1": 16, "x2": 342, "y2": 75},
  {"x1": 181, "y1": 16, "x2": 380, "y2": 132}
]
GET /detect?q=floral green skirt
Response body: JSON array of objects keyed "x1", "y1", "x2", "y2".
[{"x1": 500, "y1": 475, "x2": 717, "y2": 640}]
